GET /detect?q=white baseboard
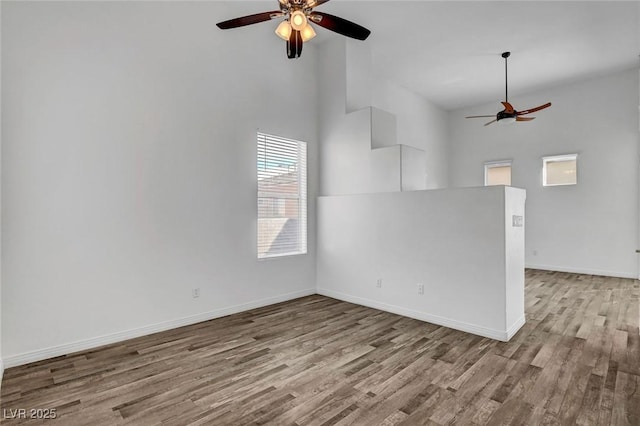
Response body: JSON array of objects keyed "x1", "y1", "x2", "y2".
[
  {"x1": 526, "y1": 263, "x2": 637, "y2": 279},
  {"x1": 1, "y1": 285, "x2": 532, "y2": 368},
  {"x1": 3, "y1": 288, "x2": 315, "y2": 368},
  {"x1": 506, "y1": 315, "x2": 526, "y2": 340},
  {"x1": 317, "y1": 288, "x2": 518, "y2": 342}
]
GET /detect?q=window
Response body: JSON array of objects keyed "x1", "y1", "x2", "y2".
[
  {"x1": 543, "y1": 154, "x2": 577, "y2": 186},
  {"x1": 257, "y1": 132, "x2": 307, "y2": 259},
  {"x1": 484, "y1": 160, "x2": 512, "y2": 186}
]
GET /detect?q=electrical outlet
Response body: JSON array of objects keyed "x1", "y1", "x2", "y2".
[
  {"x1": 417, "y1": 283, "x2": 424, "y2": 295},
  {"x1": 376, "y1": 279, "x2": 382, "y2": 288},
  {"x1": 192, "y1": 288, "x2": 200, "y2": 298}
]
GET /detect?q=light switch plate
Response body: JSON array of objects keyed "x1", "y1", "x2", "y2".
[{"x1": 512, "y1": 215, "x2": 523, "y2": 227}]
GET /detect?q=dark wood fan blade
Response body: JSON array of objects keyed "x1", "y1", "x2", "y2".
[
  {"x1": 216, "y1": 11, "x2": 282, "y2": 29},
  {"x1": 309, "y1": 12, "x2": 371, "y2": 40},
  {"x1": 306, "y1": 0, "x2": 330, "y2": 8},
  {"x1": 516, "y1": 116, "x2": 535, "y2": 122},
  {"x1": 501, "y1": 101, "x2": 515, "y2": 113},
  {"x1": 517, "y1": 102, "x2": 551, "y2": 115},
  {"x1": 466, "y1": 115, "x2": 495, "y2": 118},
  {"x1": 484, "y1": 119, "x2": 497, "y2": 126},
  {"x1": 287, "y1": 30, "x2": 303, "y2": 59}
]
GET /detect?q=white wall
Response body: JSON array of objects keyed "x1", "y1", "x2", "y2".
[
  {"x1": 346, "y1": 40, "x2": 450, "y2": 177},
  {"x1": 505, "y1": 186, "x2": 526, "y2": 328},
  {"x1": 2, "y1": 1, "x2": 318, "y2": 366},
  {"x1": 318, "y1": 38, "x2": 449, "y2": 196},
  {"x1": 317, "y1": 186, "x2": 526, "y2": 341},
  {"x1": 371, "y1": 77, "x2": 449, "y2": 189},
  {"x1": 449, "y1": 69, "x2": 639, "y2": 278},
  {"x1": 319, "y1": 39, "x2": 400, "y2": 195}
]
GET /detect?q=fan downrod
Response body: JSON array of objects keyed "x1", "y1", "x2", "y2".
[{"x1": 502, "y1": 51, "x2": 511, "y2": 102}]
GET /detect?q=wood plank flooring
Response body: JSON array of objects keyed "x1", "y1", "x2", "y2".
[{"x1": 1, "y1": 270, "x2": 639, "y2": 425}]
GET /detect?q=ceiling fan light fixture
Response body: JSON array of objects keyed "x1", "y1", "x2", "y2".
[
  {"x1": 299, "y1": 23, "x2": 316, "y2": 42},
  {"x1": 275, "y1": 20, "x2": 292, "y2": 40},
  {"x1": 216, "y1": 1, "x2": 372, "y2": 59},
  {"x1": 290, "y1": 10, "x2": 307, "y2": 31},
  {"x1": 499, "y1": 117, "x2": 517, "y2": 125}
]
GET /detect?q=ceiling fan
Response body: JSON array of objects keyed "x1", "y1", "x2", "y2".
[
  {"x1": 216, "y1": 0, "x2": 371, "y2": 59},
  {"x1": 466, "y1": 52, "x2": 551, "y2": 126}
]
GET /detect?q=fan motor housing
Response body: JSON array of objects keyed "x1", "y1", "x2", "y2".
[{"x1": 497, "y1": 110, "x2": 517, "y2": 121}]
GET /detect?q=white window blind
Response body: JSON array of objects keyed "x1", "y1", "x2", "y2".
[
  {"x1": 543, "y1": 154, "x2": 577, "y2": 186},
  {"x1": 257, "y1": 132, "x2": 307, "y2": 259},
  {"x1": 485, "y1": 160, "x2": 512, "y2": 186}
]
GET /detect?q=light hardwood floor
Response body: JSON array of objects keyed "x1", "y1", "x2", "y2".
[{"x1": 1, "y1": 270, "x2": 639, "y2": 425}]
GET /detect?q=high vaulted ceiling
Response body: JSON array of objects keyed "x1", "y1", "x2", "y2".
[{"x1": 221, "y1": 1, "x2": 639, "y2": 111}]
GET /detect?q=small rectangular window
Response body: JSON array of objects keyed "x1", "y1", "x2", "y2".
[
  {"x1": 543, "y1": 154, "x2": 577, "y2": 186},
  {"x1": 485, "y1": 161, "x2": 512, "y2": 186},
  {"x1": 257, "y1": 132, "x2": 307, "y2": 259}
]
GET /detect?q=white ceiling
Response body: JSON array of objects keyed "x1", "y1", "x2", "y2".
[{"x1": 223, "y1": 1, "x2": 640, "y2": 110}]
